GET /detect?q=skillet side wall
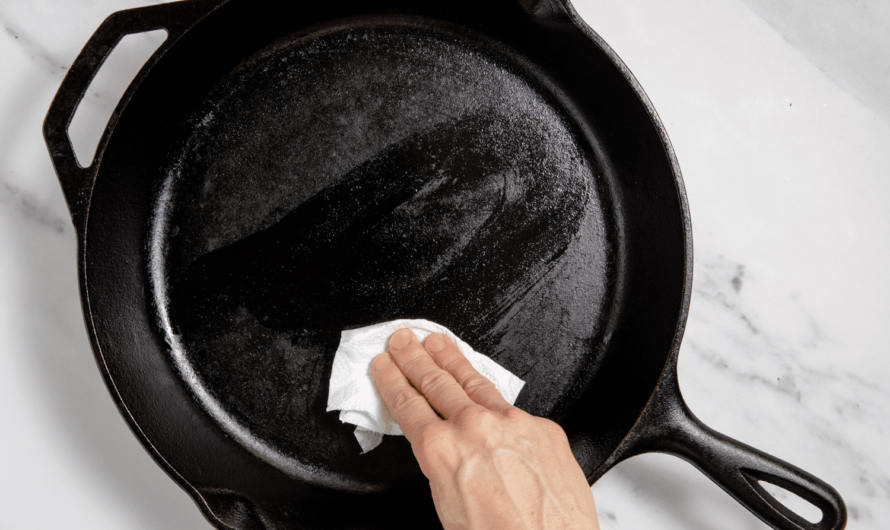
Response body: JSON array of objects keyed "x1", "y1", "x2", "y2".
[
  {"x1": 552, "y1": 44, "x2": 689, "y2": 480},
  {"x1": 79, "y1": 0, "x2": 688, "y2": 527},
  {"x1": 548, "y1": 5, "x2": 691, "y2": 478}
]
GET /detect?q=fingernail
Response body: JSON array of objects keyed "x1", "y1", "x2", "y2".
[
  {"x1": 388, "y1": 328, "x2": 412, "y2": 350},
  {"x1": 372, "y1": 353, "x2": 392, "y2": 371},
  {"x1": 425, "y1": 334, "x2": 446, "y2": 353}
]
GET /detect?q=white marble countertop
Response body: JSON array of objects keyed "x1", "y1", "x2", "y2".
[{"x1": 1, "y1": 0, "x2": 887, "y2": 528}]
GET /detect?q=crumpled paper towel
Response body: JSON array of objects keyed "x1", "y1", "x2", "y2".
[{"x1": 326, "y1": 319, "x2": 526, "y2": 453}]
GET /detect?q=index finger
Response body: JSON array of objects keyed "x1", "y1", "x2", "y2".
[{"x1": 370, "y1": 352, "x2": 440, "y2": 443}]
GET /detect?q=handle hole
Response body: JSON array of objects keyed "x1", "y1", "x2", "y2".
[
  {"x1": 758, "y1": 480, "x2": 823, "y2": 524},
  {"x1": 67, "y1": 29, "x2": 167, "y2": 167}
]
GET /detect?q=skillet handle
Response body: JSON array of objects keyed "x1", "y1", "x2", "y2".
[
  {"x1": 42, "y1": 0, "x2": 224, "y2": 237},
  {"x1": 621, "y1": 370, "x2": 847, "y2": 530}
]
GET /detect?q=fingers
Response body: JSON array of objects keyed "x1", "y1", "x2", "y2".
[
  {"x1": 371, "y1": 351, "x2": 440, "y2": 443},
  {"x1": 387, "y1": 329, "x2": 476, "y2": 419},
  {"x1": 422, "y1": 333, "x2": 513, "y2": 414}
]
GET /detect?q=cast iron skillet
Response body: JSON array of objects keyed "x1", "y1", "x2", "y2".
[{"x1": 44, "y1": 0, "x2": 846, "y2": 528}]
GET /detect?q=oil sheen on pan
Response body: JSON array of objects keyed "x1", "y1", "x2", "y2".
[{"x1": 149, "y1": 18, "x2": 617, "y2": 488}]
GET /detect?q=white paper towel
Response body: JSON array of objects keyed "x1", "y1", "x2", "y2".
[{"x1": 326, "y1": 319, "x2": 526, "y2": 453}]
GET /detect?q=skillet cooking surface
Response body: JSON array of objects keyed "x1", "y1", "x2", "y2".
[{"x1": 150, "y1": 18, "x2": 617, "y2": 490}]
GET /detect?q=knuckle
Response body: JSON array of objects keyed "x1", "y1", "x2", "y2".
[
  {"x1": 389, "y1": 388, "x2": 422, "y2": 414},
  {"x1": 455, "y1": 405, "x2": 494, "y2": 429},
  {"x1": 443, "y1": 357, "x2": 465, "y2": 373},
  {"x1": 462, "y1": 374, "x2": 492, "y2": 395},
  {"x1": 418, "y1": 370, "x2": 454, "y2": 394}
]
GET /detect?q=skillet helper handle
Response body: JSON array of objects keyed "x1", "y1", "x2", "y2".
[
  {"x1": 625, "y1": 372, "x2": 847, "y2": 530},
  {"x1": 42, "y1": 0, "x2": 221, "y2": 236}
]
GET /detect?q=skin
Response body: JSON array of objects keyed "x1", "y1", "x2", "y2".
[{"x1": 371, "y1": 328, "x2": 600, "y2": 530}]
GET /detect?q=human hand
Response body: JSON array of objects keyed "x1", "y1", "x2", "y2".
[{"x1": 371, "y1": 328, "x2": 600, "y2": 530}]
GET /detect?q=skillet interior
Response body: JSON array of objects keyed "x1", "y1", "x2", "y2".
[
  {"x1": 82, "y1": 0, "x2": 688, "y2": 526},
  {"x1": 151, "y1": 17, "x2": 616, "y2": 489}
]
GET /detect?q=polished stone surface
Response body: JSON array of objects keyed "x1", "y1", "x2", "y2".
[{"x1": 1, "y1": 0, "x2": 887, "y2": 528}]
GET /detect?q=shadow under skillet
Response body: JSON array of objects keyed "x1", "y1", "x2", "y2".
[{"x1": 155, "y1": 22, "x2": 614, "y2": 488}]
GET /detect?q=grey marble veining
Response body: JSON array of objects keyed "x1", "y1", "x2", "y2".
[{"x1": 1, "y1": 0, "x2": 887, "y2": 528}]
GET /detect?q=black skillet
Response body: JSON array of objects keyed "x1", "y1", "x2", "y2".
[{"x1": 43, "y1": 0, "x2": 847, "y2": 528}]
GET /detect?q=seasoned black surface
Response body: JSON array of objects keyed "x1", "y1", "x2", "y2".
[{"x1": 152, "y1": 20, "x2": 614, "y2": 486}]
